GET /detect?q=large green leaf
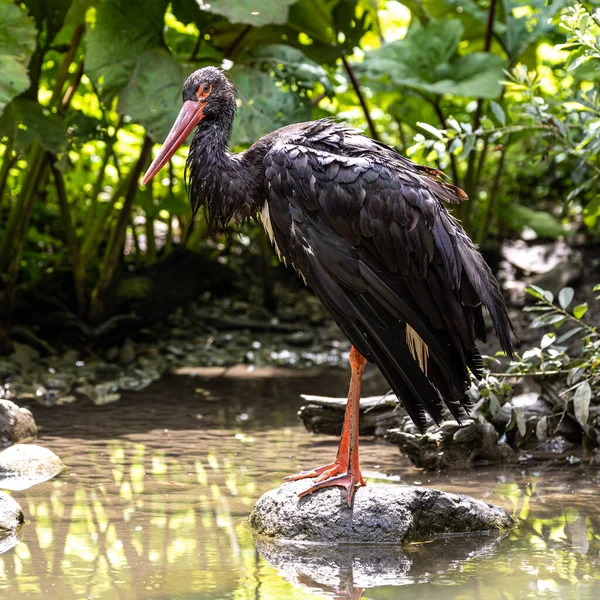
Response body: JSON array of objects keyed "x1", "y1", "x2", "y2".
[
  {"x1": 501, "y1": 0, "x2": 570, "y2": 60},
  {"x1": 429, "y1": 52, "x2": 507, "y2": 97},
  {"x1": 203, "y1": 0, "x2": 298, "y2": 26},
  {"x1": 0, "y1": 4, "x2": 37, "y2": 116},
  {"x1": 0, "y1": 99, "x2": 67, "y2": 153},
  {"x1": 501, "y1": 203, "x2": 567, "y2": 239},
  {"x1": 401, "y1": 0, "x2": 488, "y2": 29},
  {"x1": 362, "y1": 19, "x2": 507, "y2": 99},
  {"x1": 85, "y1": 0, "x2": 168, "y2": 101},
  {"x1": 242, "y1": 44, "x2": 332, "y2": 94},
  {"x1": 118, "y1": 49, "x2": 184, "y2": 143},
  {"x1": 228, "y1": 65, "x2": 311, "y2": 147}
]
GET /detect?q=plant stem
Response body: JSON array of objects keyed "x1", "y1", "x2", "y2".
[
  {"x1": 129, "y1": 217, "x2": 141, "y2": 264},
  {"x1": 476, "y1": 141, "x2": 508, "y2": 246},
  {"x1": 83, "y1": 117, "x2": 123, "y2": 238},
  {"x1": 224, "y1": 25, "x2": 252, "y2": 59},
  {"x1": 52, "y1": 164, "x2": 86, "y2": 315},
  {"x1": 341, "y1": 56, "x2": 379, "y2": 141},
  {"x1": 460, "y1": 0, "x2": 497, "y2": 227},
  {"x1": 0, "y1": 141, "x2": 46, "y2": 354},
  {"x1": 88, "y1": 135, "x2": 152, "y2": 323},
  {"x1": 81, "y1": 168, "x2": 131, "y2": 263},
  {"x1": 0, "y1": 136, "x2": 16, "y2": 212}
]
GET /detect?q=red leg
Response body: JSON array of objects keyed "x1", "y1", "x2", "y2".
[{"x1": 284, "y1": 346, "x2": 367, "y2": 506}]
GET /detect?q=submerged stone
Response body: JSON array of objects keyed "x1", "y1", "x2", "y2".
[
  {"x1": 250, "y1": 480, "x2": 513, "y2": 543},
  {"x1": 0, "y1": 400, "x2": 37, "y2": 449},
  {"x1": 0, "y1": 444, "x2": 64, "y2": 491},
  {"x1": 0, "y1": 492, "x2": 24, "y2": 534}
]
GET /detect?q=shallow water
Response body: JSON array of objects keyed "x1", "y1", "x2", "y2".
[{"x1": 1, "y1": 366, "x2": 599, "y2": 599}]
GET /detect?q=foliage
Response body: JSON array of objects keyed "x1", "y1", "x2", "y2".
[
  {"x1": 0, "y1": 0, "x2": 598, "y2": 354},
  {"x1": 473, "y1": 282, "x2": 600, "y2": 449}
]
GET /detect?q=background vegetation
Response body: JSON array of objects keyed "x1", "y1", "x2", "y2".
[{"x1": 0, "y1": 0, "x2": 598, "y2": 355}]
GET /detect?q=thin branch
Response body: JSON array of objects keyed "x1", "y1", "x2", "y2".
[
  {"x1": 224, "y1": 25, "x2": 252, "y2": 59},
  {"x1": 476, "y1": 140, "x2": 508, "y2": 246},
  {"x1": 311, "y1": 91, "x2": 327, "y2": 107},
  {"x1": 189, "y1": 31, "x2": 203, "y2": 62},
  {"x1": 461, "y1": 0, "x2": 498, "y2": 226},
  {"x1": 341, "y1": 56, "x2": 379, "y2": 141}
]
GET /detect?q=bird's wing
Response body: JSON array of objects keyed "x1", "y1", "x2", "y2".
[{"x1": 263, "y1": 132, "x2": 513, "y2": 430}]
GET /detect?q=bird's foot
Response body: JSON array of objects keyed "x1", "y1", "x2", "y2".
[
  {"x1": 283, "y1": 462, "x2": 340, "y2": 483},
  {"x1": 284, "y1": 461, "x2": 366, "y2": 506}
]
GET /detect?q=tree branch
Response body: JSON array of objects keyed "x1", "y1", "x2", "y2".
[{"x1": 341, "y1": 56, "x2": 379, "y2": 141}]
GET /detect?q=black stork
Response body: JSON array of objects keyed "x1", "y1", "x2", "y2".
[{"x1": 142, "y1": 67, "x2": 514, "y2": 505}]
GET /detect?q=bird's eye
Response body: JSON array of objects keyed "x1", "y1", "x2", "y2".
[{"x1": 197, "y1": 83, "x2": 212, "y2": 100}]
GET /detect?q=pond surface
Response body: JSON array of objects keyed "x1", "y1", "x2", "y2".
[{"x1": 1, "y1": 365, "x2": 599, "y2": 599}]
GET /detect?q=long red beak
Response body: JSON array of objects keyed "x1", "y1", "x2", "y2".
[{"x1": 142, "y1": 100, "x2": 205, "y2": 185}]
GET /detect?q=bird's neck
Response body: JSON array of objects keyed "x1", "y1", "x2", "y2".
[{"x1": 186, "y1": 118, "x2": 266, "y2": 234}]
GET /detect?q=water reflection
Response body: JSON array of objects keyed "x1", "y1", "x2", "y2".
[
  {"x1": 255, "y1": 533, "x2": 506, "y2": 598},
  {"x1": 0, "y1": 369, "x2": 598, "y2": 599}
]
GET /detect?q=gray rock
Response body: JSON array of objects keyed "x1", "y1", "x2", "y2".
[
  {"x1": 0, "y1": 400, "x2": 37, "y2": 449},
  {"x1": 386, "y1": 416, "x2": 514, "y2": 470},
  {"x1": 0, "y1": 444, "x2": 64, "y2": 491},
  {"x1": 250, "y1": 480, "x2": 513, "y2": 543},
  {"x1": 0, "y1": 530, "x2": 22, "y2": 555},
  {"x1": 0, "y1": 491, "x2": 24, "y2": 533},
  {"x1": 255, "y1": 532, "x2": 507, "y2": 593}
]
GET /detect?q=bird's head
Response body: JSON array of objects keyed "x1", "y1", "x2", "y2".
[{"x1": 142, "y1": 67, "x2": 235, "y2": 185}]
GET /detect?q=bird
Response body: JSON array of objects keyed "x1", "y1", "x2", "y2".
[{"x1": 142, "y1": 67, "x2": 514, "y2": 506}]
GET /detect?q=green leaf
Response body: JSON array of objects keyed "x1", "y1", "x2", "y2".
[
  {"x1": 363, "y1": 19, "x2": 507, "y2": 99},
  {"x1": 573, "y1": 303, "x2": 588, "y2": 319},
  {"x1": 0, "y1": 99, "x2": 68, "y2": 153},
  {"x1": 447, "y1": 117, "x2": 461, "y2": 132},
  {"x1": 540, "y1": 333, "x2": 555, "y2": 349},
  {"x1": 242, "y1": 45, "x2": 332, "y2": 94},
  {"x1": 204, "y1": 0, "x2": 297, "y2": 26},
  {"x1": 555, "y1": 327, "x2": 584, "y2": 344},
  {"x1": 490, "y1": 101, "x2": 506, "y2": 126},
  {"x1": 515, "y1": 408, "x2": 526, "y2": 437},
  {"x1": 502, "y1": 203, "x2": 566, "y2": 239},
  {"x1": 417, "y1": 122, "x2": 444, "y2": 140},
  {"x1": 0, "y1": 3, "x2": 37, "y2": 116},
  {"x1": 85, "y1": 0, "x2": 168, "y2": 101},
  {"x1": 583, "y1": 195, "x2": 600, "y2": 229},
  {"x1": 530, "y1": 313, "x2": 565, "y2": 328},
  {"x1": 118, "y1": 49, "x2": 184, "y2": 143},
  {"x1": 572, "y1": 381, "x2": 591, "y2": 427},
  {"x1": 526, "y1": 284, "x2": 548, "y2": 301},
  {"x1": 567, "y1": 53, "x2": 592, "y2": 72},
  {"x1": 488, "y1": 393, "x2": 501, "y2": 418},
  {"x1": 536, "y1": 416, "x2": 548, "y2": 442},
  {"x1": 228, "y1": 65, "x2": 311, "y2": 148},
  {"x1": 502, "y1": 0, "x2": 569, "y2": 59},
  {"x1": 462, "y1": 133, "x2": 476, "y2": 156},
  {"x1": 558, "y1": 287, "x2": 574, "y2": 309}
]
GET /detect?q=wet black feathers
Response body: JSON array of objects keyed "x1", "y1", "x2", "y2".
[{"x1": 263, "y1": 119, "x2": 514, "y2": 432}]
